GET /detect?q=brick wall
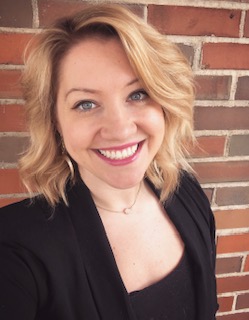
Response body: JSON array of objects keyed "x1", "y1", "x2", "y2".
[{"x1": 0, "y1": 0, "x2": 249, "y2": 318}]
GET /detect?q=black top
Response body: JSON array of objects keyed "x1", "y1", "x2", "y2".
[
  {"x1": 129, "y1": 251, "x2": 196, "y2": 320},
  {"x1": 0, "y1": 172, "x2": 218, "y2": 319}
]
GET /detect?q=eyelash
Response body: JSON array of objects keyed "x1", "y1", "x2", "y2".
[
  {"x1": 73, "y1": 100, "x2": 97, "y2": 112},
  {"x1": 128, "y1": 89, "x2": 148, "y2": 102},
  {"x1": 72, "y1": 89, "x2": 149, "y2": 112}
]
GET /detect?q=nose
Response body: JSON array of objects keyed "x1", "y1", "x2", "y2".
[{"x1": 100, "y1": 104, "x2": 137, "y2": 141}]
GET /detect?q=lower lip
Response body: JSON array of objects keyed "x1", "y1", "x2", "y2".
[{"x1": 95, "y1": 142, "x2": 143, "y2": 166}]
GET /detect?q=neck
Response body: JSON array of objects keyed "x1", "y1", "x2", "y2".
[
  {"x1": 93, "y1": 182, "x2": 142, "y2": 213},
  {"x1": 82, "y1": 180, "x2": 142, "y2": 214},
  {"x1": 79, "y1": 168, "x2": 144, "y2": 213}
]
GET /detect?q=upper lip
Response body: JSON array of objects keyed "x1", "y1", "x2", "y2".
[{"x1": 95, "y1": 141, "x2": 143, "y2": 151}]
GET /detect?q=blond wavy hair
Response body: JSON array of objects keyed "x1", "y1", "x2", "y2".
[{"x1": 20, "y1": 3, "x2": 195, "y2": 206}]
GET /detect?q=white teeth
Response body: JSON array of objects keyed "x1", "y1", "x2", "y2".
[{"x1": 99, "y1": 144, "x2": 139, "y2": 160}]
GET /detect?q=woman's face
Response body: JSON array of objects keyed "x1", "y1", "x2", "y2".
[{"x1": 56, "y1": 37, "x2": 165, "y2": 189}]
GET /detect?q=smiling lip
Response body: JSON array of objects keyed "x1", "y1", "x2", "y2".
[{"x1": 95, "y1": 141, "x2": 143, "y2": 166}]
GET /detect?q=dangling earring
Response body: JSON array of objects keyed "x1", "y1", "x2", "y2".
[{"x1": 61, "y1": 140, "x2": 75, "y2": 179}]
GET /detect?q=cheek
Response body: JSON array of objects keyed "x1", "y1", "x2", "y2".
[
  {"x1": 62, "y1": 127, "x2": 82, "y2": 152},
  {"x1": 147, "y1": 107, "x2": 165, "y2": 135},
  {"x1": 63, "y1": 124, "x2": 96, "y2": 157}
]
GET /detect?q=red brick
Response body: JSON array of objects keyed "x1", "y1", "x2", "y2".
[
  {"x1": 217, "y1": 234, "x2": 249, "y2": 254},
  {"x1": 235, "y1": 76, "x2": 249, "y2": 100},
  {"x1": 219, "y1": 0, "x2": 249, "y2": 2},
  {"x1": 244, "y1": 11, "x2": 249, "y2": 37},
  {"x1": 0, "y1": 197, "x2": 25, "y2": 208},
  {"x1": 194, "y1": 107, "x2": 249, "y2": 130},
  {"x1": 148, "y1": 6, "x2": 240, "y2": 37},
  {"x1": 0, "y1": 0, "x2": 33, "y2": 28},
  {"x1": 217, "y1": 312, "x2": 249, "y2": 320},
  {"x1": 177, "y1": 44, "x2": 194, "y2": 65},
  {"x1": 203, "y1": 188, "x2": 214, "y2": 202},
  {"x1": 215, "y1": 0, "x2": 249, "y2": 2},
  {"x1": 38, "y1": 0, "x2": 144, "y2": 27},
  {"x1": 0, "y1": 70, "x2": 22, "y2": 99},
  {"x1": 192, "y1": 136, "x2": 226, "y2": 158},
  {"x1": 193, "y1": 161, "x2": 249, "y2": 184},
  {"x1": 38, "y1": 0, "x2": 89, "y2": 26},
  {"x1": 195, "y1": 75, "x2": 231, "y2": 100},
  {"x1": 244, "y1": 255, "x2": 249, "y2": 272},
  {"x1": 214, "y1": 209, "x2": 249, "y2": 230},
  {"x1": 0, "y1": 104, "x2": 26, "y2": 132},
  {"x1": 217, "y1": 274, "x2": 249, "y2": 294},
  {"x1": 0, "y1": 33, "x2": 33, "y2": 65},
  {"x1": 216, "y1": 257, "x2": 242, "y2": 274},
  {"x1": 0, "y1": 169, "x2": 24, "y2": 194},
  {"x1": 0, "y1": 136, "x2": 29, "y2": 163},
  {"x1": 217, "y1": 296, "x2": 234, "y2": 313},
  {"x1": 229, "y1": 135, "x2": 249, "y2": 156},
  {"x1": 202, "y1": 43, "x2": 249, "y2": 70},
  {"x1": 123, "y1": 4, "x2": 145, "y2": 18},
  {"x1": 236, "y1": 292, "x2": 249, "y2": 309},
  {"x1": 216, "y1": 187, "x2": 249, "y2": 206}
]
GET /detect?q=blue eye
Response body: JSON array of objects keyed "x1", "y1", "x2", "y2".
[
  {"x1": 129, "y1": 90, "x2": 148, "y2": 101},
  {"x1": 74, "y1": 100, "x2": 96, "y2": 111}
]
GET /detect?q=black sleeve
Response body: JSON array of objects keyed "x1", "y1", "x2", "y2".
[
  {"x1": 190, "y1": 173, "x2": 217, "y2": 270},
  {"x1": 0, "y1": 244, "x2": 37, "y2": 320},
  {"x1": 182, "y1": 172, "x2": 219, "y2": 315}
]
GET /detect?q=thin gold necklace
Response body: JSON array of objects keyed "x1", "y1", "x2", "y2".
[{"x1": 95, "y1": 182, "x2": 142, "y2": 214}]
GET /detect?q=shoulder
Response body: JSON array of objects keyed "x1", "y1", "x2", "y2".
[
  {"x1": 179, "y1": 171, "x2": 209, "y2": 203},
  {"x1": 0, "y1": 197, "x2": 62, "y2": 243},
  {"x1": 178, "y1": 171, "x2": 210, "y2": 205},
  {"x1": 175, "y1": 171, "x2": 214, "y2": 225},
  {"x1": 0, "y1": 196, "x2": 53, "y2": 224}
]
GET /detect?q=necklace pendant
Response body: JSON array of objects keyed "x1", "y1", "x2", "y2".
[{"x1": 123, "y1": 208, "x2": 132, "y2": 214}]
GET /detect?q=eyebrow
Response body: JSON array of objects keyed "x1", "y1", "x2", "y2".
[{"x1": 65, "y1": 78, "x2": 139, "y2": 100}]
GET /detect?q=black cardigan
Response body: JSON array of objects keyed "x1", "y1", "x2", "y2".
[{"x1": 0, "y1": 173, "x2": 218, "y2": 319}]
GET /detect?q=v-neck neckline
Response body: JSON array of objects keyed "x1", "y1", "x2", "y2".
[{"x1": 65, "y1": 173, "x2": 215, "y2": 320}]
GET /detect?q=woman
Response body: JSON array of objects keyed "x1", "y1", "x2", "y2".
[{"x1": 0, "y1": 4, "x2": 218, "y2": 319}]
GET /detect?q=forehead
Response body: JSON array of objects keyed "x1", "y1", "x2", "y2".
[
  {"x1": 57, "y1": 37, "x2": 137, "y2": 91},
  {"x1": 61, "y1": 37, "x2": 128, "y2": 67}
]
